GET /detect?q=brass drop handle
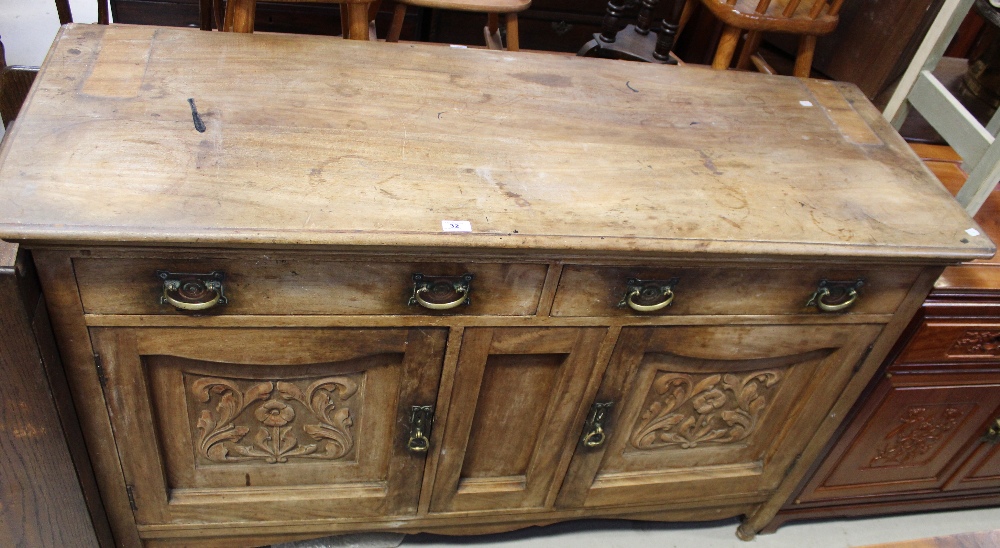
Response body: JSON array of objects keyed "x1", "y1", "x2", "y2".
[
  {"x1": 409, "y1": 273, "x2": 473, "y2": 311},
  {"x1": 983, "y1": 417, "x2": 1000, "y2": 445},
  {"x1": 807, "y1": 279, "x2": 864, "y2": 313},
  {"x1": 157, "y1": 270, "x2": 227, "y2": 311},
  {"x1": 581, "y1": 402, "x2": 613, "y2": 448},
  {"x1": 407, "y1": 405, "x2": 434, "y2": 453},
  {"x1": 619, "y1": 278, "x2": 679, "y2": 314}
]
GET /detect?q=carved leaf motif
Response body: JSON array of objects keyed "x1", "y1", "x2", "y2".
[
  {"x1": 191, "y1": 374, "x2": 359, "y2": 465},
  {"x1": 630, "y1": 369, "x2": 783, "y2": 450},
  {"x1": 868, "y1": 406, "x2": 965, "y2": 467}
]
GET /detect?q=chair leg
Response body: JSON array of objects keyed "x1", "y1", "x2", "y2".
[
  {"x1": 199, "y1": 0, "x2": 213, "y2": 30},
  {"x1": 387, "y1": 3, "x2": 407, "y2": 42},
  {"x1": 713, "y1": 25, "x2": 741, "y2": 70},
  {"x1": 677, "y1": 0, "x2": 696, "y2": 38},
  {"x1": 485, "y1": 13, "x2": 504, "y2": 50},
  {"x1": 505, "y1": 13, "x2": 520, "y2": 51},
  {"x1": 97, "y1": 0, "x2": 110, "y2": 24},
  {"x1": 794, "y1": 34, "x2": 817, "y2": 77},
  {"x1": 735, "y1": 30, "x2": 762, "y2": 71},
  {"x1": 223, "y1": 0, "x2": 256, "y2": 32},
  {"x1": 346, "y1": 2, "x2": 372, "y2": 40},
  {"x1": 213, "y1": 0, "x2": 224, "y2": 29}
]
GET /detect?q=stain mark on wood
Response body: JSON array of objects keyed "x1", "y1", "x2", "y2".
[
  {"x1": 188, "y1": 98, "x2": 206, "y2": 133},
  {"x1": 698, "y1": 150, "x2": 723, "y2": 176}
]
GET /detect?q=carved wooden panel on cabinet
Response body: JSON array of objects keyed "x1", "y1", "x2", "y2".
[
  {"x1": 794, "y1": 370, "x2": 1000, "y2": 504},
  {"x1": 90, "y1": 327, "x2": 447, "y2": 524},
  {"x1": 558, "y1": 324, "x2": 882, "y2": 510}
]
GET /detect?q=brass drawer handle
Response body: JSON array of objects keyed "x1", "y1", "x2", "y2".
[
  {"x1": 581, "y1": 401, "x2": 613, "y2": 448},
  {"x1": 807, "y1": 279, "x2": 864, "y2": 313},
  {"x1": 157, "y1": 270, "x2": 227, "y2": 311},
  {"x1": 409, "y1": 273, "x2": 473, "y2": 311},
  {"x1": 407, "y1": 405, "x2": 434, "y2": 453},
  {"x1": 619, "y1": 278, "x2": 679, "y2": 313},
  {"x1": 983, "y1": 417, "x2": 1000, "y2": 445}
]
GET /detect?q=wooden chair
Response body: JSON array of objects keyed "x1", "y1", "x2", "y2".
[
  {"x1": 219, "y1": 0, "x2": 377, "y2": 40},
  {"x1": 695, "y1": 0, "x2": 844, "y2": 77},
  {"x1": 386, "y1": 0, "x2": 531, "y2": 51},
  {"x1": 54, "y1": 0, "x2": 111, "y2": 25}
]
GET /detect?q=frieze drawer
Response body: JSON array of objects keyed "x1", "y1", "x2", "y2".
[
  {"x1": 549, "y1": 266, "x2": 920, "y2": 317},
  {"x1": 73, "y1": 258, "x2": 548, "y2": 316}
]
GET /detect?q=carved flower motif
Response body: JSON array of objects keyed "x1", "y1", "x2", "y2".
[
  {"x1": 255, "y1": 400, "x2": 295, "y2": 427},
  {"x1": 692, "y1": 389, "x2": 727, "y2": 414}
]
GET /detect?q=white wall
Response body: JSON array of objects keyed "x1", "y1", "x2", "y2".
[{"x1": 1, "y1": 0, "x2": 101, "y2": 66}]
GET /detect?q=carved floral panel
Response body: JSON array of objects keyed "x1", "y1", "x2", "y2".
[
  {"x1": 867, "y1": 404, "x2": 968, "y2": 468},
  {"x1": 948, "y1": 331, "x2": 1000, "y2": 357},
  {"x1": 630, "y1": 369, "x2": 782, "y2": 450},
  {"x1": 188, "y1": 374, "x2": 363, "y2": 465}
]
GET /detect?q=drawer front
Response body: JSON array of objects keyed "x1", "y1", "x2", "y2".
[
  {"x1": 74, "y1": 258, "x2": 547, "y2": 316},
  {"x1": 896, "y1": 321, "x2": 1000, "y2": 365},
  {"x1": 550, "y1": 265, "x2": 919, "y2": 317}
]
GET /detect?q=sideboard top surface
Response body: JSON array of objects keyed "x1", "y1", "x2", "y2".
[{"x1": 0, "y1": 24, "x2": 991, "y2": 262}]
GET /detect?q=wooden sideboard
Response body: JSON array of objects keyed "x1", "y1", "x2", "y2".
[{"x1": 0, "y1": 25, "x2": 992, "y2": 547}]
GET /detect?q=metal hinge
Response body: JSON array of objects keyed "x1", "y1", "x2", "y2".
[
  {"x1": 853, "y1": 344, "x2": 875, "y2": 374},
  {"x1": 94, "y1": 353, "x2": 107, "y2": 389},
  {"x1": 126, "y1": 484, "x2": 138, "y2": 511}
]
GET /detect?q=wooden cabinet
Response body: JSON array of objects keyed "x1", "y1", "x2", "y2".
[{"x1": 0, "y1": 26, "x2": 992, "y2": 546}]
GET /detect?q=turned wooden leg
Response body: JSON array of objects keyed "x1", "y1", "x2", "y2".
[
  {"x1": 223, "y1": 0, "x2": 256, "y2": 32},
  {"x1": 485, "y1": 13, "x2": 504, "y2": 50},
  {"x1": 387, "y1": 3, "x2": 407, "y2": 42},
  {"x1": 735, "y1": 30, "x2": 762, "y2": 71},
  {"x1": 213, "y1": 0, "x2": 224, "y2": 29},
  {"x1": 54, "y1": 0, "x2": 73, "y2": 24},
  {"x1": 506, "y1": 13, "x2": 520, "y2": 51},
  {"x1": 677, "y1": 0, "x2": 695, "y2": 37},
  {"x1": 199, "y1": 0, "x2": 213, "y2": 30},
  {"x1": 794, "y1": 34, "x2": 817, "y2": 78},
  {"x1": 713, "y1": 25, "x2": 741, "y2": 70},
  {"x1": 347, "y1": 2, "x2": 371, "y2": 40},
  {"x1": 97, "y1": 0, "x2": 110, "y2": 24}
]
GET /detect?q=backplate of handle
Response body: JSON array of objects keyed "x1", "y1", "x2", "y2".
[
  {"x1": 983, "y1": 417, "x2": 1000, "y2": 444},
  {"x1": 409, "y1": 273, "x2": 473, "y2": 311},
  {"x1": 157, "y1": 270, "x2": 227, "y2": 311},
  {"x1": 619, "y1": 278, "x2": 679, "y2": 313},
  {"x1": 407, "y1": 405, "x2": 434, "y2": 453},
  {"x1": 581, "y1": 401, "x2": 614, "y2": 448},
  {"x1": 807, "y1": 279, "x2": 864, "y2": 313}
]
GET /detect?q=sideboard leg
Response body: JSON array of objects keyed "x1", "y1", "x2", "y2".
[{"x1": 736, "y1": 521, "x2": 757, "y2": 541}]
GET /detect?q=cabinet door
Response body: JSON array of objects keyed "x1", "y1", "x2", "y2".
[
  {"x1": 947, "y1": 436, "x2": 1000, "y2": 492},
  {"x1": 797, "y1": 371, "x2": 1000, "y2": 503},
  {"x1": 91, "y1": 327, "x2": 447, "y2": 526},
  {"x1": 429, "y1": 327, "x2": 609, "y2": 513},
  {"x1": 558, "y1": 324, "x2": 881, "y2": 509}
]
